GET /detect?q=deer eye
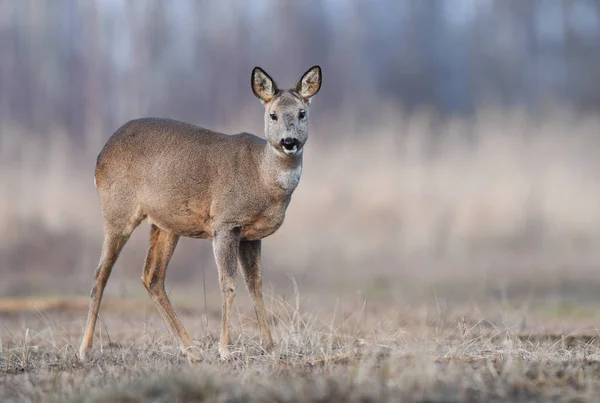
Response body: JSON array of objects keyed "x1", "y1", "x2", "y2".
[
  {"x1": 269, "y1": 113, "x2": 278, "y2": 121},
  {"x1": 298, "y1": 110, "x2": 306, "y2": 119}
]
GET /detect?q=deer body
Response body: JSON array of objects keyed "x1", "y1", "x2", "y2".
[
  {"x1": 97, "y1": 118, "x2": 297, "y2": 241},
  {"x1": 79, "y1": 66, "x2": 322, "y2": 362}
]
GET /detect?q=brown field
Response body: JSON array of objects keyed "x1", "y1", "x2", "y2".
[
  {"x1": 3, "y1": 109, "x2": 600, "y2": 401},
  {"x1": 3, "y1": 265, "x2": 600, "y2": 402}
]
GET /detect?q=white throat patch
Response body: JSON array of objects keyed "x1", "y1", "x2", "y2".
[{"x1": 277, "y1": 164, "x2": 302, "y2": 192}]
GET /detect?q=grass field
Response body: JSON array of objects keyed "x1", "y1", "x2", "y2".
[
  {"x1": 3, "y1": 108, "x2": 600, "y2": 401},
  {"x1": 3, "y1": 270, "x2": 600, "y2": 402}
]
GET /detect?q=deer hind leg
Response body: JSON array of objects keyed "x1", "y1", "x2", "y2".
[
  {"x1": 239, "y1": 240, "x2": 274, "y2": 352},
  {"x1": 79, "y1": 224, "x2": 136, "y2": 361},
  {"x1": 141, "y1": 224, "x2": 202, "y2": 362},
  {"x1": 213, "y1": 227, "x2": 241, "y2": 360}
]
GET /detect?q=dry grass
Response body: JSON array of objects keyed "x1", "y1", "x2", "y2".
[
  {"x1": 4, "y1": 107, "x2": 600, "y2": 401},
  {"x1": 3, "y1": 107, "x2": 600, "y2": 289},
  {"x1": 3, "y1": 284, "x2": 600, "y2": 402}
]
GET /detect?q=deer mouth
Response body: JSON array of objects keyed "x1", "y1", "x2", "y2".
[{"x1": 280, "y1": 138, "x2": 300, "y2": 155}]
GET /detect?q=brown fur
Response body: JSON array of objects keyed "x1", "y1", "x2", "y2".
[{"x1": 79, "y1": 66, "x2": 322, "y2": 362}]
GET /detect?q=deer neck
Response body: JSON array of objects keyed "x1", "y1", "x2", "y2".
[{"x1": 259, "y1": 144, "x2": 303, "y2": 196}]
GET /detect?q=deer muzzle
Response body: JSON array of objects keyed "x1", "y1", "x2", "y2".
[{"x1": 280, "y1": 137, "x2": 300, "y2": 155}]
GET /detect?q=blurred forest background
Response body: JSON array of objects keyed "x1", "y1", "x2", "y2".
[{"x1": 2, "y1": 0, "x2": 600, "y2": 299}]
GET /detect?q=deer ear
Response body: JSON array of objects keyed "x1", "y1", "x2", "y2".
[
  {"x1": 251, "y1": 67, "x2": 278, "y2": 103},
  {"x1": 294, "y1": 65, "x2": 322, "y2": 103}
]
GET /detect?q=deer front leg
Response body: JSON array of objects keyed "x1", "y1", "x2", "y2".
[
  {"x1": 213, "y1": 227, "x2": 241, "y2": 360},
  {"x1": 239, "y1": 240, "x2": 273, "y2": 352}
]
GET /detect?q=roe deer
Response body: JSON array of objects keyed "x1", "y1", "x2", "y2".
[{"x1": 78, "y1": 65, "x2": 322, "y2": 362}]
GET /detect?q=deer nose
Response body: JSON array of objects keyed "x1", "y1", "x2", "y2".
[{"x1": 280, "y1": 137, "x2": 300, "y2": 151}]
